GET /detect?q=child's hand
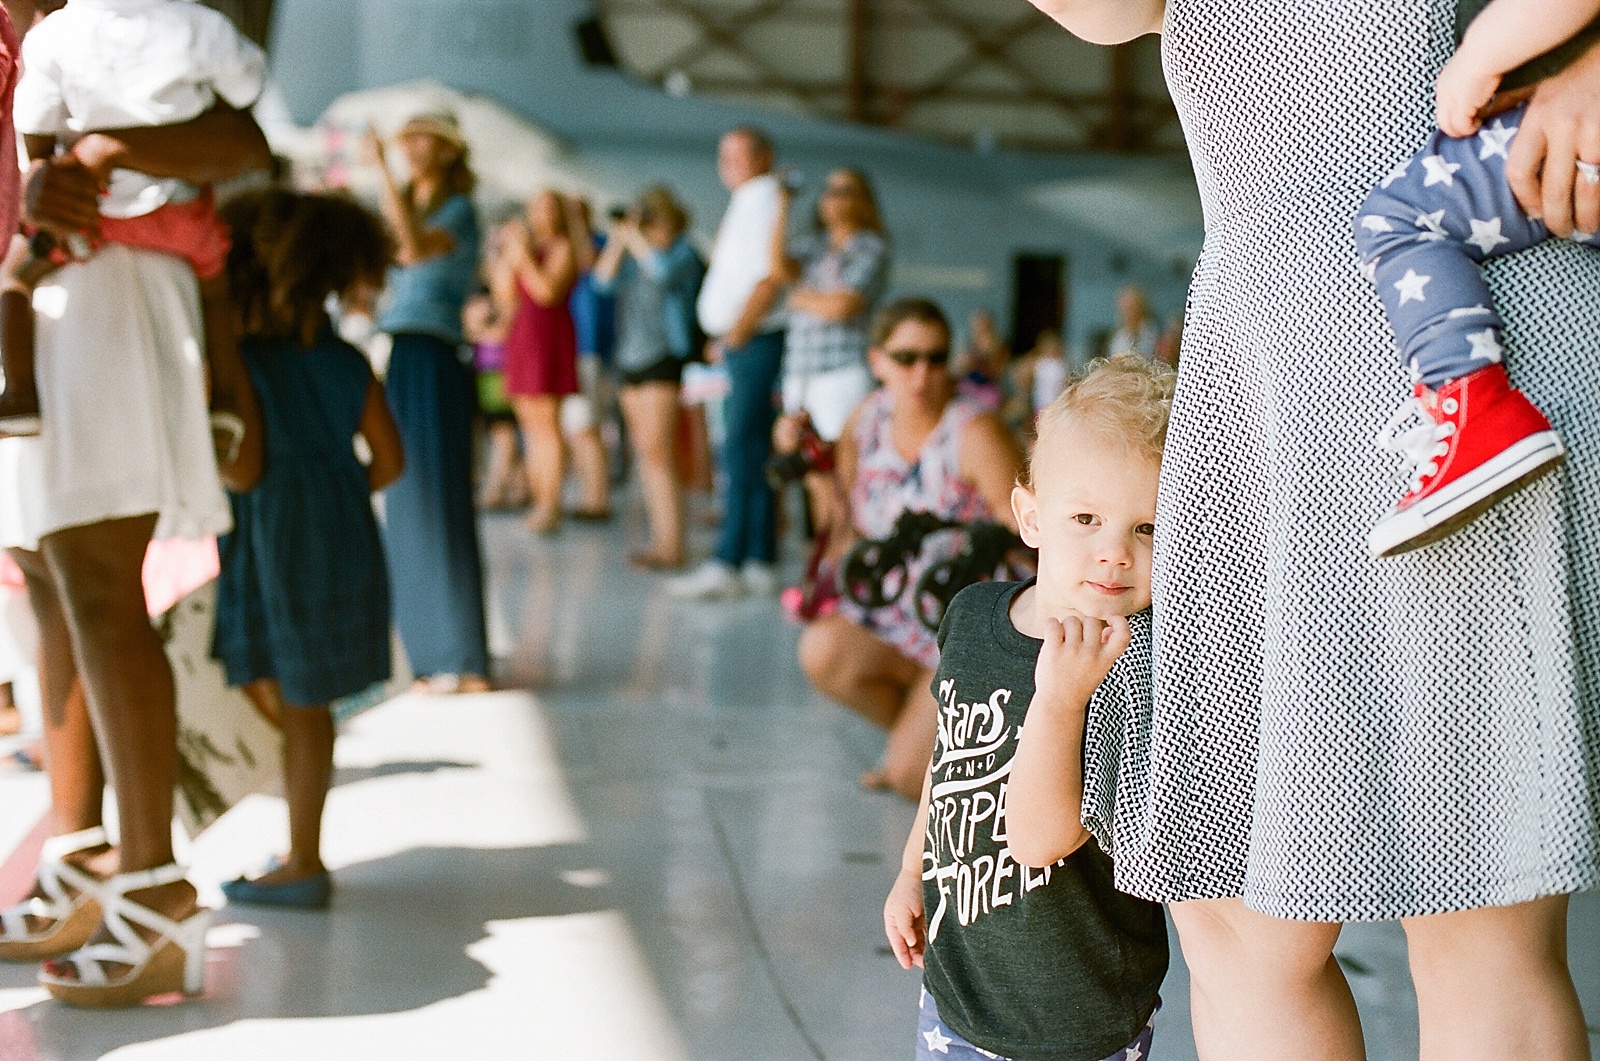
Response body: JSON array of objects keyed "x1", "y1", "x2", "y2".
[
  {"x1": 883, "y1": 868, "x2": 926, "y2": 970},
  {"x1": 1436, "y1": 53, "x2": 1502, "y2": 138},
  {"x1": 1035, "y1": 611, "x2": 1132, "y2": 712},
  {"x1": 2, "y1": 234, "x2": 61, "y2": 293}
]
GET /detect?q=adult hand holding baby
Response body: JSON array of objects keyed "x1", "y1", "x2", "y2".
[{"x1": 1506, "y1": 36, "x2": 1600, "y2": 235}]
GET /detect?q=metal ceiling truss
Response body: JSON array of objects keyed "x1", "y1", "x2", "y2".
[{"x1": 597, "y1": 0, "x2": 1178, "y2": 153}]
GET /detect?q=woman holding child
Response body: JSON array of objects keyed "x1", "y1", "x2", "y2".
[
  {"x1": 1028, "y1": 0, "x2": 1600, "y2": 1057},
  {"x1": 0, "y1": 83, "x2": 272, "y2": 1006},
  {"x1": 798, "y1": 298, "x2": 1022, "y2": 801}
]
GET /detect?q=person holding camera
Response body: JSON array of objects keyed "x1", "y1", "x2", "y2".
[
  {"x1": 670, "y1": 127, "x2": 787, "y2": 600},
  {"x1": 592, "y1": 186, "x2": 705, "y2": 570}
]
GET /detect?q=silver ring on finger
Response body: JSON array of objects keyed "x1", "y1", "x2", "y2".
[{"x1": 1578, "y1": 159, "x2": 1600, "y2": 186}]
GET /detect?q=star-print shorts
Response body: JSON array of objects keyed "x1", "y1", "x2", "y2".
[
  {"x1": 914, "y1": 986, "x2": 1157, "y2": 1060},
  {"x1": 1354, "y1": 101, "x2": 1600, "y2": 390}
]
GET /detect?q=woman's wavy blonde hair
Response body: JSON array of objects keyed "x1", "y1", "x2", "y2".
[{"x1": 1026, "y1": 353, "x2": 1176, "y2": 487}]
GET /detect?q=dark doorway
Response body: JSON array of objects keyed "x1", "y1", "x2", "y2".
[{"x1": 1010, "y1": 253, "x2": 1066, "y2": 357}]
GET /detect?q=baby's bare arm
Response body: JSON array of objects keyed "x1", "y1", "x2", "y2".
[
  {"x1": 1458, "y1": 0, "x2": 1600, "y2": 83},
  {"x1": 1026, "y1": 0, "x2": 1163, "y2": 45},
  {"x1": 1439, "y1": 0, "x2": 1600, "y2": 134}
]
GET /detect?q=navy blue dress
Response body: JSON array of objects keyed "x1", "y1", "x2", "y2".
[
  {"x1": 376, "y1": 193, "x2": 490, "y2": 679},
  {"x1": 212, "y1": 331, "x2": 392, "y2": 707}
]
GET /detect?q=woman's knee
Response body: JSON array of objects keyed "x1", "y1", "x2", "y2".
[
  {"x1": 797, "y1": 621, "x2": 842, "y2": 688},
  {"x1": 1404, "y1": 895, "x2": 1570, "y2": 983},
  {"x1": 1173, "y1": 898, "x2": 1341, "y2": 986},
  {"x1": 39, "y1": 535, "x2": 149, "y2": 635},
  {"x1": 798, "y1": 619, "x2": 867, "y2": 694}
]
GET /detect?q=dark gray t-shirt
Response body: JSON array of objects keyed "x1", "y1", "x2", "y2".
[{"x1": 921, "y1": 580, "x2": 1168, "y2": 1061}]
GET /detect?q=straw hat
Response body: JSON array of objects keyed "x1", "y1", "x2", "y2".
[{"x1": 397, "y1": 109, "x2": 467, "y2": 150}]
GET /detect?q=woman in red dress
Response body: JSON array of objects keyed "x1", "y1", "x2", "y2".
[{"x1": 497, "y1": 189, "x2": 580, "y2": 533}]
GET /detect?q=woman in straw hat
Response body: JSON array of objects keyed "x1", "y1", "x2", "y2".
[{"x1": 367, "y1": 111, "x2": 490, "y2": 694}]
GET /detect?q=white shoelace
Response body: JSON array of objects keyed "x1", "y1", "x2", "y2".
[{"x1": 1376, "y1": 397, "x2": 1455, "y2": 495}]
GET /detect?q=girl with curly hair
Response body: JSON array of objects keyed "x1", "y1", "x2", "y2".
[{"x1": 210, "y1": 190, "x2": 404, "y2": 908}]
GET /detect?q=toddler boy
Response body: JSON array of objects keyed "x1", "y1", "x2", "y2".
[{"x1": 883, "y1": 354, "x2": 1173, "y2": 1061}]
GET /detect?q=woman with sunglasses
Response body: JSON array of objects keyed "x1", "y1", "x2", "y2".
[{"x1": 797, "y1": 298, "x2": 1023, "y2": 800}]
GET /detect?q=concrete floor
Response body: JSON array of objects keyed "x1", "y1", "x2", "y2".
[{"x1": 0, "y1": 504, "x2": 1598, "y2": 1059}]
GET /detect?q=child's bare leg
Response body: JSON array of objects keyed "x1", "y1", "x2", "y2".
[
  {"x1": 479, "y1": 420, "x2": 521, "y2": 508},
  {"x1": 244, "y1": 680, "x2": 333, "y2": 884},
  {"x1": 199, "y1": 273, "x2": 264, "y2": 492}
]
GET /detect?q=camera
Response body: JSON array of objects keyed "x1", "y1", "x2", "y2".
[{"x1": 765, "y1": 417, "x2": 834, "y2": 489}]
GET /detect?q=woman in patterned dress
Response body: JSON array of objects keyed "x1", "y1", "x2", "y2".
[
  {"x1": 797, "y1": 298, "x2": 1021, "y2": 800},
  {"x1": 1031, "y1": 1, "x2": 1600, "y2": 1057}
]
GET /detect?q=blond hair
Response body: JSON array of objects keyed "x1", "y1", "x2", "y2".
[{"x1": 1027, "y1": 353, "x2": 1175, "y2": 486}]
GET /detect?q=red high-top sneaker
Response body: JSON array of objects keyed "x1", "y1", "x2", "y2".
[{"x1": 1368, "y1": 363, "x2": 1564, "y2": 558}]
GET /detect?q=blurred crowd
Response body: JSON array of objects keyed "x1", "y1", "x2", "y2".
[{"x1": 0, "y1": 0, "x2": 1176, "y2": 1006}]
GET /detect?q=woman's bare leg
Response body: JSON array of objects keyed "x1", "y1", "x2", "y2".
[
  {"x1": 479, "y1": 420, "x2": 523, "y2": 508},
  {"x1": 38, "y1": 514, "x2": 197, "y2": 980},
  {"x1": 798, "y1": 615, "x2": 932, "y2": 797},
  {"x1": 243, "y1": 681, "x2": 334, "y2": 885},
  {"x1": 1404, "y1": 895, "x2": 1589, "y2": 1060},
  {"x1": 514, "y1": 395, "x2": 565, "y2": 531},
  {"x1": 877, "y1": 669, "x2": 937, "y2": 799},
  {"x1": 622, "y1": 383, "x2": 685, "y2": 564},
  {"x1": 5, "y1": 548, "x2": 115, "y2": 929},
  {"x1": 568, "y1": 425, "x2": 611, "y2": 514},
  {"x1": 9, "y1": 549, "x2": 104, "y2": 841},
  {"x1": 798, "y1": 615, "x2": 921, "y2": 728},
  {"x1": 1171, "y1": 898, "x2": 1364, "y2": 1061}
]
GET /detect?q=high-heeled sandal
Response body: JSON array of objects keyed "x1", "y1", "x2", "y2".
[
  {"x1": 40, "y1": 862, "x2": 213, "y2": 1008},
  {"x1": 0, "y1": 826, "x2": 108, "y2": 962}
]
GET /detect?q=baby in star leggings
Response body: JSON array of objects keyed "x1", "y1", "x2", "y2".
[{"x1": 1354, "y1": 0, "x2": 1600, "y2": 558}]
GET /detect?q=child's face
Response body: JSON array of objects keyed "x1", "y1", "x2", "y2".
[{"x1": 1012, "y1": 426, "x2": 1158, "y2": 620}]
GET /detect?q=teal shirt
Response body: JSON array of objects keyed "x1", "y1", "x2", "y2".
[{"x1": 377, "y1": 194, "x2": 480, "y2": 344}]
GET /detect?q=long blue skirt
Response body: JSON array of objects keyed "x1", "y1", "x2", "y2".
[{"x1": 380, "y1": 333, "x2": 490, "y2": 678}]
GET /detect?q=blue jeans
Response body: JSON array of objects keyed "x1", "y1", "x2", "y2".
[
  {"x1": 715, "y1": 331, "x2": 784, "y2": 567},
  {"x1": 1355, "y1": 102, "x2": 1600, "y2": 389},
  {"x1": 915, "y1": 986, "x2": 1157, "y2": 1061}
]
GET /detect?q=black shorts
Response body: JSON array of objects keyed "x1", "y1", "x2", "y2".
[{"x1": 620, "y1": 356, "x2": 685, "y2": 388}]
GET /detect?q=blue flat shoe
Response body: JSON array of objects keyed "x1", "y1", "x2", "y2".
[{"x1": 221, "y1": 869, "x2": 332, "y2": 910}]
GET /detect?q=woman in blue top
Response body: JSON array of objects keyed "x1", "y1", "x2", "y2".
[
  {"x1": 593, "y1": 186, "x2": 705, "y2": 569},
  {"x1": 367, "y1": 111, "x2": 489, "y2": 694}
]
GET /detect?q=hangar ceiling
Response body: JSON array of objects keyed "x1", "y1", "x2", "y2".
[{"x1": 595, "y1": 0, "x2": 1178, "y2": 154}]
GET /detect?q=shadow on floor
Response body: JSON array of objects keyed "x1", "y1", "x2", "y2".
[
  {"x1": 332, "y1": 759, "x2": 475, "y2": 788},
  {"x1": 0, "y1": 843, "x2": 611, "y2": 1061}
]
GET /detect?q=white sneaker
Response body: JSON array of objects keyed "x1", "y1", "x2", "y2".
[
  {"x1": 666, "y1": 561, "x2": 744, "y2": 600},
  {"x1": 740, "y1": 562, "x2": 778, "y2": 595}
]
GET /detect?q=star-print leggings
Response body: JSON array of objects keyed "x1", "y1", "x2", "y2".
[
  {"x1": 914, "y1": 987, "x2": 1156, "y2": 1061},
  {"x1": 1355, "y1": 102, "x2": 1600, "y2": 389}
]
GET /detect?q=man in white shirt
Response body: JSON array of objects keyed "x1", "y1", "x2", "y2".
[{"x1": 671, "y1": 127, "x2": 788, "y2": 600}]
